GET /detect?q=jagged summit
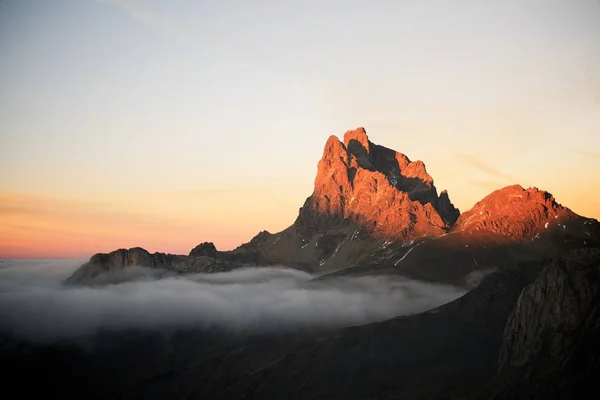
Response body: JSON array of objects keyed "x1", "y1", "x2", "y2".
[{"x1": 295, "y1": 127, "x2": 459, "y2": 240}]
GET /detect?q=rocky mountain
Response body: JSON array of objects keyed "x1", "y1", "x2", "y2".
[
  {"x1": 485, "y1": 247, "x2": 600, "y2": 399},
  {"x1": 221, "y1": 127, "x2": 464, "y2": 275},
  {"x1": 296, "y1": 127, "x2": 459, "y2": 237},
  {"x1": 220, "y1": 131, "x2": 594, "y2": 284},
  {"x1": 66, "y1": 127, "x2": 596, "y2": 285},
  {"x1": 3, "y1": 127, "x2": 600, "y2": 399},
  {"x1": 67, "y1": 127, "x2": 462, "y2": 281}
]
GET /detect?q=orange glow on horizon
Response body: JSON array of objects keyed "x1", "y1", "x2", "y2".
[
  {"x1": 0, "y1": 190, "x2": 300, "y2": 259},
  {"x1": 1, "y1": 181, "x2": 599, "y2": 259}
]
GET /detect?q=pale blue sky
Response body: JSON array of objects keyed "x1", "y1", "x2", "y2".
[{"x1": 1, "y1": 0, "x2": 599, "y2": 226}]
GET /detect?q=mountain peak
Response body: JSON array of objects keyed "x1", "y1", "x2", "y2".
[
  {"x1": 453, "y1": 184, "x2": 574, "y2": 238},
  {"x1": 343, "y1": 127, "x2": 370, "y2": 155},
  {"x1": 295, "y1": 129, "x2": 459, "y2": 240},
  {"x1": 189, "y1": 242, "x2": 218, "y2": 257},
  {"x1": 322, "y1": 135, "x2": 348, "y2": 161}
]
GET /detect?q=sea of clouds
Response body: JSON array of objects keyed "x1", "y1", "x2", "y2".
[{"x1": 0, "y1": 259, "x2": 473, "y2": 344}]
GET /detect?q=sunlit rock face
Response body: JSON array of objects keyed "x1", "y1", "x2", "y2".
[
  {"x1": 453, "y1": 184, "x2": 577, "y2": 239},
  {"x1": 295, "y1": 127, "x2": 459, "y2": 241}
]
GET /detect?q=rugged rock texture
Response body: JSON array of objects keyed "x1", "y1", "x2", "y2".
[
  {"x1": 377, "y1": 184, "x2": 595, "y2": 284},
  {"x1": 499, "y1": 248, "x2": 600, "y2": 368},
  {"x1": 481, "y1": 247, "x2": 600, "y2": 399},
  {"x1": 295, "y1": 127, "x2": 459, "y2": 240},
  {"x1": 218, "y1": 128, "x2": 464, "y2": 276}
]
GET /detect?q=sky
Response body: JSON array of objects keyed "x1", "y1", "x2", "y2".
[{"x1": 1, "y1": 0, "x2": 599, "y2": 258}]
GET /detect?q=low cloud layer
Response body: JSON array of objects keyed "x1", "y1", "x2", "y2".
[{"x1": 0, "y1": 260, "x2": 468, "y2": 344}]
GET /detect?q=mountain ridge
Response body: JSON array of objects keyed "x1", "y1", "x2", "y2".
[{"x1": 66, "y1": 127, "x2": 594, "y2": 285}]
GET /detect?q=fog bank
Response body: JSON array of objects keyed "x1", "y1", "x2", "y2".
[{"x1": 0, "y1": 259, "x2": 469, "y2": 344}]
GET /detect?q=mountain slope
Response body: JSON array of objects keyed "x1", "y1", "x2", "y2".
[
  {"x1": 220, "y1": 127, "x2": 461, "y2": 274},
  {"x1": 480, "y1": 247, "x2": 600, "y2": 399},
  {"x1": 453, "y1": 184, "x2": 575, "y2": 238}
]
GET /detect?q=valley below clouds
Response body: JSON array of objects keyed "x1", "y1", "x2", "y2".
[{"x1": 0, "y1": 259, "x2": 468, "y2": 344}]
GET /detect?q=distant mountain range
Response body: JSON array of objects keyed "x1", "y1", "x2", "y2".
[
  {"x1": 68, "y1": 127, "x2": 598, "y2": 286},
  {"x1": 3, "y1": 127, "x2": 599, "y2": 399}
]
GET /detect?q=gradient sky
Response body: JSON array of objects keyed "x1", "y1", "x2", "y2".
[{"x1": 1, "y1": 0, "x2": 600, "y2": 258}]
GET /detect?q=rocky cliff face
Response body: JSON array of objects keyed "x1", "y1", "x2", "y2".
[
  {"x1": 295, "y1": 127, "x2": 459, "y2": 240},
  {"x1": 498, "y1": 247, "x2": 600, "y2": 369},
  {"x1": 473, "y1": 247, "x2": 600, "y2": 399}
]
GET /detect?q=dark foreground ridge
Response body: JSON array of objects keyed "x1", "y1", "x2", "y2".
[
  {"x1": 2, "y1": 248, "x2": 599, "y2": 399},
  {"x1": 2, "y1": 127, "x2": 599, "y2": 399}
]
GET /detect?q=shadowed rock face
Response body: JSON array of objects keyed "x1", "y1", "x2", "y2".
[
  {"x1": 499, "y1": 248, "x2": 600, "y2": 370},
  {"x1": 65, "y1": 246, "x2": 241, "y2": 285},
  {"x1": 189, "y1": 242, "x2": 218, "y2": 258},
  {"x1": 5, "y1": 245, "x2": 600, "y2": 399},
  {"x1": 0, "y1": 259, "x2": 551, "y2": 399},
  {"x1": 473, "y1": 247, "x2": 600, "y2": 399}
]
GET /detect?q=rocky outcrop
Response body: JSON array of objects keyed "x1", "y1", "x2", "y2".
[
  {"x1": 65, "y1": 246, "x2": 241, "y2": 284},
  {"x1": 471, "y1": 247, "x2": 600, "y2": 399},
  {"x1": 438, "y1": 190, "x2": 460, "y2": 226},
  {"x1": 189, "y1": 242, "x2": 218, "y2": 258},
  {"x1": 295, "y1": 127, "x2": 459, "y2": 241},
  {"x1": 499, "y1": 247, "x2": 600, "y2": 368}
]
